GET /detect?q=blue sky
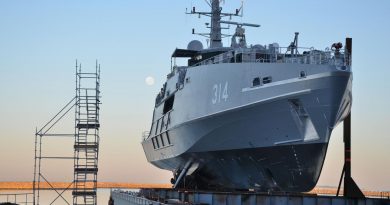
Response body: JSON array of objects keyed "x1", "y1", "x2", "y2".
[{"x1": 0, "y1": 0, "x2": 389, "y2": 191}]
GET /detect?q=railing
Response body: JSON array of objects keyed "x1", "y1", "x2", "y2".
[
  {"x1": 0, "y1": 193, "x2": 33, "y2": 205},
  {"x1": 192, "y1": 47, "x2": 349, "y2": 67},
  {"x1": 112, "y1": 188, "x2": 390, "y2": 205},
  {"x1": 142, "y1": 131, "x2": 150, "y2": 141},
  {"x1": 380, "y1": 191, "x2": 390, "y2": 199},
  {"x1": 111, "y1": 189, "x2": 168, "y2": 205}
]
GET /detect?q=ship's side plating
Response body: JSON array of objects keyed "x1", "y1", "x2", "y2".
[{"x1": 142, "y1": 58, "x2": 352, "y2": 191}]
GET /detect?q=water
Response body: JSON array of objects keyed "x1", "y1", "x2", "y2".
[{"x1": 0, "y1": 189, "x2": 114, "y2": 205}]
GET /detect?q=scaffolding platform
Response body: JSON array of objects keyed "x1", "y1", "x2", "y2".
[
  {"x1": 74, "y1": 168, "x2": 99, "y2": 173},
  {"x1": 76, "y1": 123, "x2": 100, "y2": 129},
  {"x1": 72, "y1": 191, "x2": 97, "y2": 196},
  {"x1": 74, "y1": 143, "x2": 99, "y2": 149}
]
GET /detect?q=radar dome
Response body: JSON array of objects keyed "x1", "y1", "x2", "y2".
[{"x1": 187, "y1": 40, "x2": 203, "y2": 51}]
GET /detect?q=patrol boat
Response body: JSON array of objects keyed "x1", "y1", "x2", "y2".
[{"x1": 141, "y1": 0, "x2": 352, "y2": 192}]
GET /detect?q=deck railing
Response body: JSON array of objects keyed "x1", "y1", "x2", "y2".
[
  {"x1": 192, "y1": 47, "x2": 349, "y2": 67},
  {"x1": 111, "y1": 189, "x2": 168, "y2": 205}
]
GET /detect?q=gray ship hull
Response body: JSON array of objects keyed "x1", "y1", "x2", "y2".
[
  {"x1": 142, "y1": 62, "x2": 352, "y2": 192},
  {"x1": 157, "y1": 143, "x2": 327, "y2": 192}
]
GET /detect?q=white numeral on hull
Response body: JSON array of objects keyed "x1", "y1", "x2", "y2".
[{"x1": 212, "y1": 82, "x2": 229, "y2": 104}]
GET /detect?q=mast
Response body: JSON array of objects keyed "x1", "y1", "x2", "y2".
[
  {"x1": 187, "y1": 0, "x2": 258, "y2": 49},
  {"x1": 210, "y1": 0, "x2": 222, "y2": 48}
]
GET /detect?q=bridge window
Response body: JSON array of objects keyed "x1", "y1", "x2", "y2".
[{"x1": 163, "y1": 95, "x2": 175, "y2": 114}]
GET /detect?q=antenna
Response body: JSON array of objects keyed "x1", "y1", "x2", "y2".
[
  {"x1": 287, "y1": 32, "x2": 299, "y2": 55},
  {"x1": 238, "y1": 0, "x2": 244, "y2": 17},
  {"x1": 204, "y1": 0, "x2": 211, "y2": 7},
  {"x1": 186, "y1": 0, "x2": 243, "y2": 48},
  {"x1": 219, "y1": 20, "x2": 260, "y2": 28},
  {"x1": 237, "y1": 0, "x2": 244, "y2": 17},
  {"x1": 219, "y1": 19, "x2": 260, "y2": 48}
]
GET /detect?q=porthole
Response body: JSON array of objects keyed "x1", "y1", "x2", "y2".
[
  {"x1": 252, "y1": 77, "x2": 260, "y2": 87},
  {"x1": 263, "y1": 76, "x2": 272, "y2": 84},
  {"x1": 300, "y1": 71, "x2": 306, "y2": 78}
]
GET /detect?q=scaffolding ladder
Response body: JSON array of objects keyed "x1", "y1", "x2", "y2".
[
  {"x1": 33, "y1": 60, "x2": 102, "y2": 205},
  {"x1": 73, "y1": 62, "x2": 101, "y2": 205}
]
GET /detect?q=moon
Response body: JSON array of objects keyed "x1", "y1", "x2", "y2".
[{"x1": 145, "y1": 76, "x2": 155, "y2": 86}]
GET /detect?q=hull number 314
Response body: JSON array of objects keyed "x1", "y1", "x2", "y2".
[{"x1": 212, "y1": 82, "x2": 229, "y2": 104}]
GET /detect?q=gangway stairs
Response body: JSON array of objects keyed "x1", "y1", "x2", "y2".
[{"x1": 73, "y1": 62, "x2": 101, "y2": 205}]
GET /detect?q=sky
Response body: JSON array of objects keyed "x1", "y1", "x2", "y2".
[{"x1": 0, "y1": 0, "x2": 389, "y2": 191}]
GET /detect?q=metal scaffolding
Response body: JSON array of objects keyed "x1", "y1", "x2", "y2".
[
  {"x1": 33, "y1": 61, "x2": 101, "y2": 205},
  {"x1": 73, "y1": 61, "x2": 101, "y2": 205}
]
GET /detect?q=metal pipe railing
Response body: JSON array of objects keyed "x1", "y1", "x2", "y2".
[
  {"x1": 192, "y1": 47, "x2": 349, "y2": 67},
  {"x1": 111, "y1": 190, "x2": 168, "y2": 205},
  {"x1": 0, "y1": 193, "x2": 34, "y2": 205}
]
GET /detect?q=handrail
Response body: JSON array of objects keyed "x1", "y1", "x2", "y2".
[
  {"x1": 111, "y1": 189, "x2": 169, "y2": 205},
  {"x1": 0, "y1": 192, "x2": 34, "y2": 205},
  {"x1": 142, "y1": 131, "x2": 150, "y2": 141},
  {"x1": 191, "y1": 47, "x2": 349, "y2": 67}
]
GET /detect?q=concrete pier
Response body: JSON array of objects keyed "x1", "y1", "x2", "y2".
[{"x1": 110, "y1": 189, "x2": 390, "y2": 205}]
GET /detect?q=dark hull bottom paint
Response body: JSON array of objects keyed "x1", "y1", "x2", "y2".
[{"x1": 169, "y1": 143, "x2": 328, "y2": 192}]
